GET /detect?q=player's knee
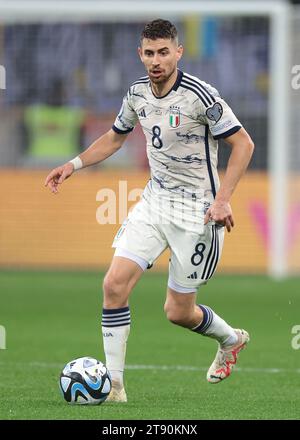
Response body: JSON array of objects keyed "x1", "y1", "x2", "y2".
[
  {"x1": 102, "y1": 274, "x2": 129, "y2": 304},
  {"x1": 164, "y1": 304, "x2": 190, "y2": 327}
]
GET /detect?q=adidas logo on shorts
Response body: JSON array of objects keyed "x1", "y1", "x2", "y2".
[{"x1": 187, "y1": 272, "x2": 198, "y2": 279}]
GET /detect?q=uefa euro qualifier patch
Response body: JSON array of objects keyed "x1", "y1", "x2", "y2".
[{"x1": 206, "y1": 102, "x2": 223, "y2": 123}]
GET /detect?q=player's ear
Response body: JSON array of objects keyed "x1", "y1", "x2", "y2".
[
  {"x1": 176, "y1": 44, "x2": 183, "y2": 62},
  {"x1": 138, "y1": 46, "x2": 143, "y2": 62}
]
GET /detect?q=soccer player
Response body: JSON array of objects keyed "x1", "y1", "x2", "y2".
[{"x1": 45, "y1": 19, "x2": 254, "y2": 402}]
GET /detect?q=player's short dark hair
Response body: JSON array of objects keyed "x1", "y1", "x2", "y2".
[{"x1": 140, "y1": 19, "x2": 178, "y2": 43}]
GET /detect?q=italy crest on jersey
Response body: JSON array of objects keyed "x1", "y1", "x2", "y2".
[{"x1": 169, "y1": 105, "x2": 180, "y2": 128}]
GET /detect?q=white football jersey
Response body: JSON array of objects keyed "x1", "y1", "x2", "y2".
[{"x1": 113, "y1": 70, "x2": 242, "y2": 204}]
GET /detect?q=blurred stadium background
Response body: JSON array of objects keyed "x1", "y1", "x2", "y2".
[
  {"x1": 0, "y1": 1, "x2": 300, "y2": 276},
  {"x1": 0, "y1": 0, "x2": 300, "y2": 420},
  {"x1": 0, "y1": 0, "x2": 299, "y2": 276}
]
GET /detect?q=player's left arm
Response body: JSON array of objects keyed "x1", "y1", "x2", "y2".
[{"x1": 204, "y1": 127, "x2": 254, "y2": 232}]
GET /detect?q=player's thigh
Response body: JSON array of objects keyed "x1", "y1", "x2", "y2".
[
  {"x1": 112, "y1": 197, "x2": 168, "y2": 267},
  {"x1": 168, "y1": 223, "x2": 225, "y2": 290}
]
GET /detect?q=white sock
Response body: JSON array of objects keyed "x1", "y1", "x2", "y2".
[
  {"x1": 102, "y1": 306, "x2": 131, "y2": 387},
  {"x1": 192, "y1": 304, "x2": 238, "y2": 347}
]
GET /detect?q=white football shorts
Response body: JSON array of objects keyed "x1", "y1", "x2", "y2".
[{"x1": 112, "y1": 185, "x2": 224, "y2": 292}]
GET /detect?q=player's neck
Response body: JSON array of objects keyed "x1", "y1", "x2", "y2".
[{"x1": 150, "y1": 69, "x2": 178, "y2": 98}]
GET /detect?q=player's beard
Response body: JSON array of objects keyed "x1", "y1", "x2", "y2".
[{"x1": 149, "y1": 65, "x2": 176, "y2": 85}]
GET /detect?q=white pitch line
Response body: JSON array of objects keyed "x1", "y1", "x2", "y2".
[{"x1": 0, "y1": 361, "x2": 299, "y2": 374}]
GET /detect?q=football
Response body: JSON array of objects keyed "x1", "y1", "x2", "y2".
[{"x1": 59, "y1": 356, "x2": 112, "y2": 405}]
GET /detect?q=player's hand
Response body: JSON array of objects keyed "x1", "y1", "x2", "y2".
[
  {"x1": 204, "y1": 200, "x2": 235, "y2": 232},
  {"x1": 44, "y1": 162, "x2": 74, "y2": 194}
]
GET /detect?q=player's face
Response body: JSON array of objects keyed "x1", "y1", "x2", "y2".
[{"x1": 138, "y1": 38, "x2": 183, "y2": 85}]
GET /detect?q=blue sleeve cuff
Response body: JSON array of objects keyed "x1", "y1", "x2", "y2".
[
  {"x1": 112, "y1": 124, "x2": 134, "y2": 134},
  {"x1": 213, "y1": 125, "x2": 242, "y2": 140}
]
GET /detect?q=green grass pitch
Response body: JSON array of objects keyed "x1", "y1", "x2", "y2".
[{"x1": 0, "y1": 270, "x2": 299, "y2": 420}]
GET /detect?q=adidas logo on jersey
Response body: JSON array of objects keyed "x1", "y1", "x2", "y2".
[
  {"x1": 138, "y1": 109, "x2": 146, "y2": 118},
  {"x1": 187, "y1": 272, "x2": 198, "y2": 279}
]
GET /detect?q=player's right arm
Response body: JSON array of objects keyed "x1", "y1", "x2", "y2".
[
  {"x1": 45, "y1": 86, "x2": 138, "y2": 194},
  {"x1": 44, "y1": 129, "x2": 129, "y2": 194}
]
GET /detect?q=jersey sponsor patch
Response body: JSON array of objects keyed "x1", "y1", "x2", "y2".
[
  {"x1": 206, "y1": 102, "x2": 223, "y2": 123},
  {"x1": 169, "y1": 105, "x2": 181, "y2": 128}
]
